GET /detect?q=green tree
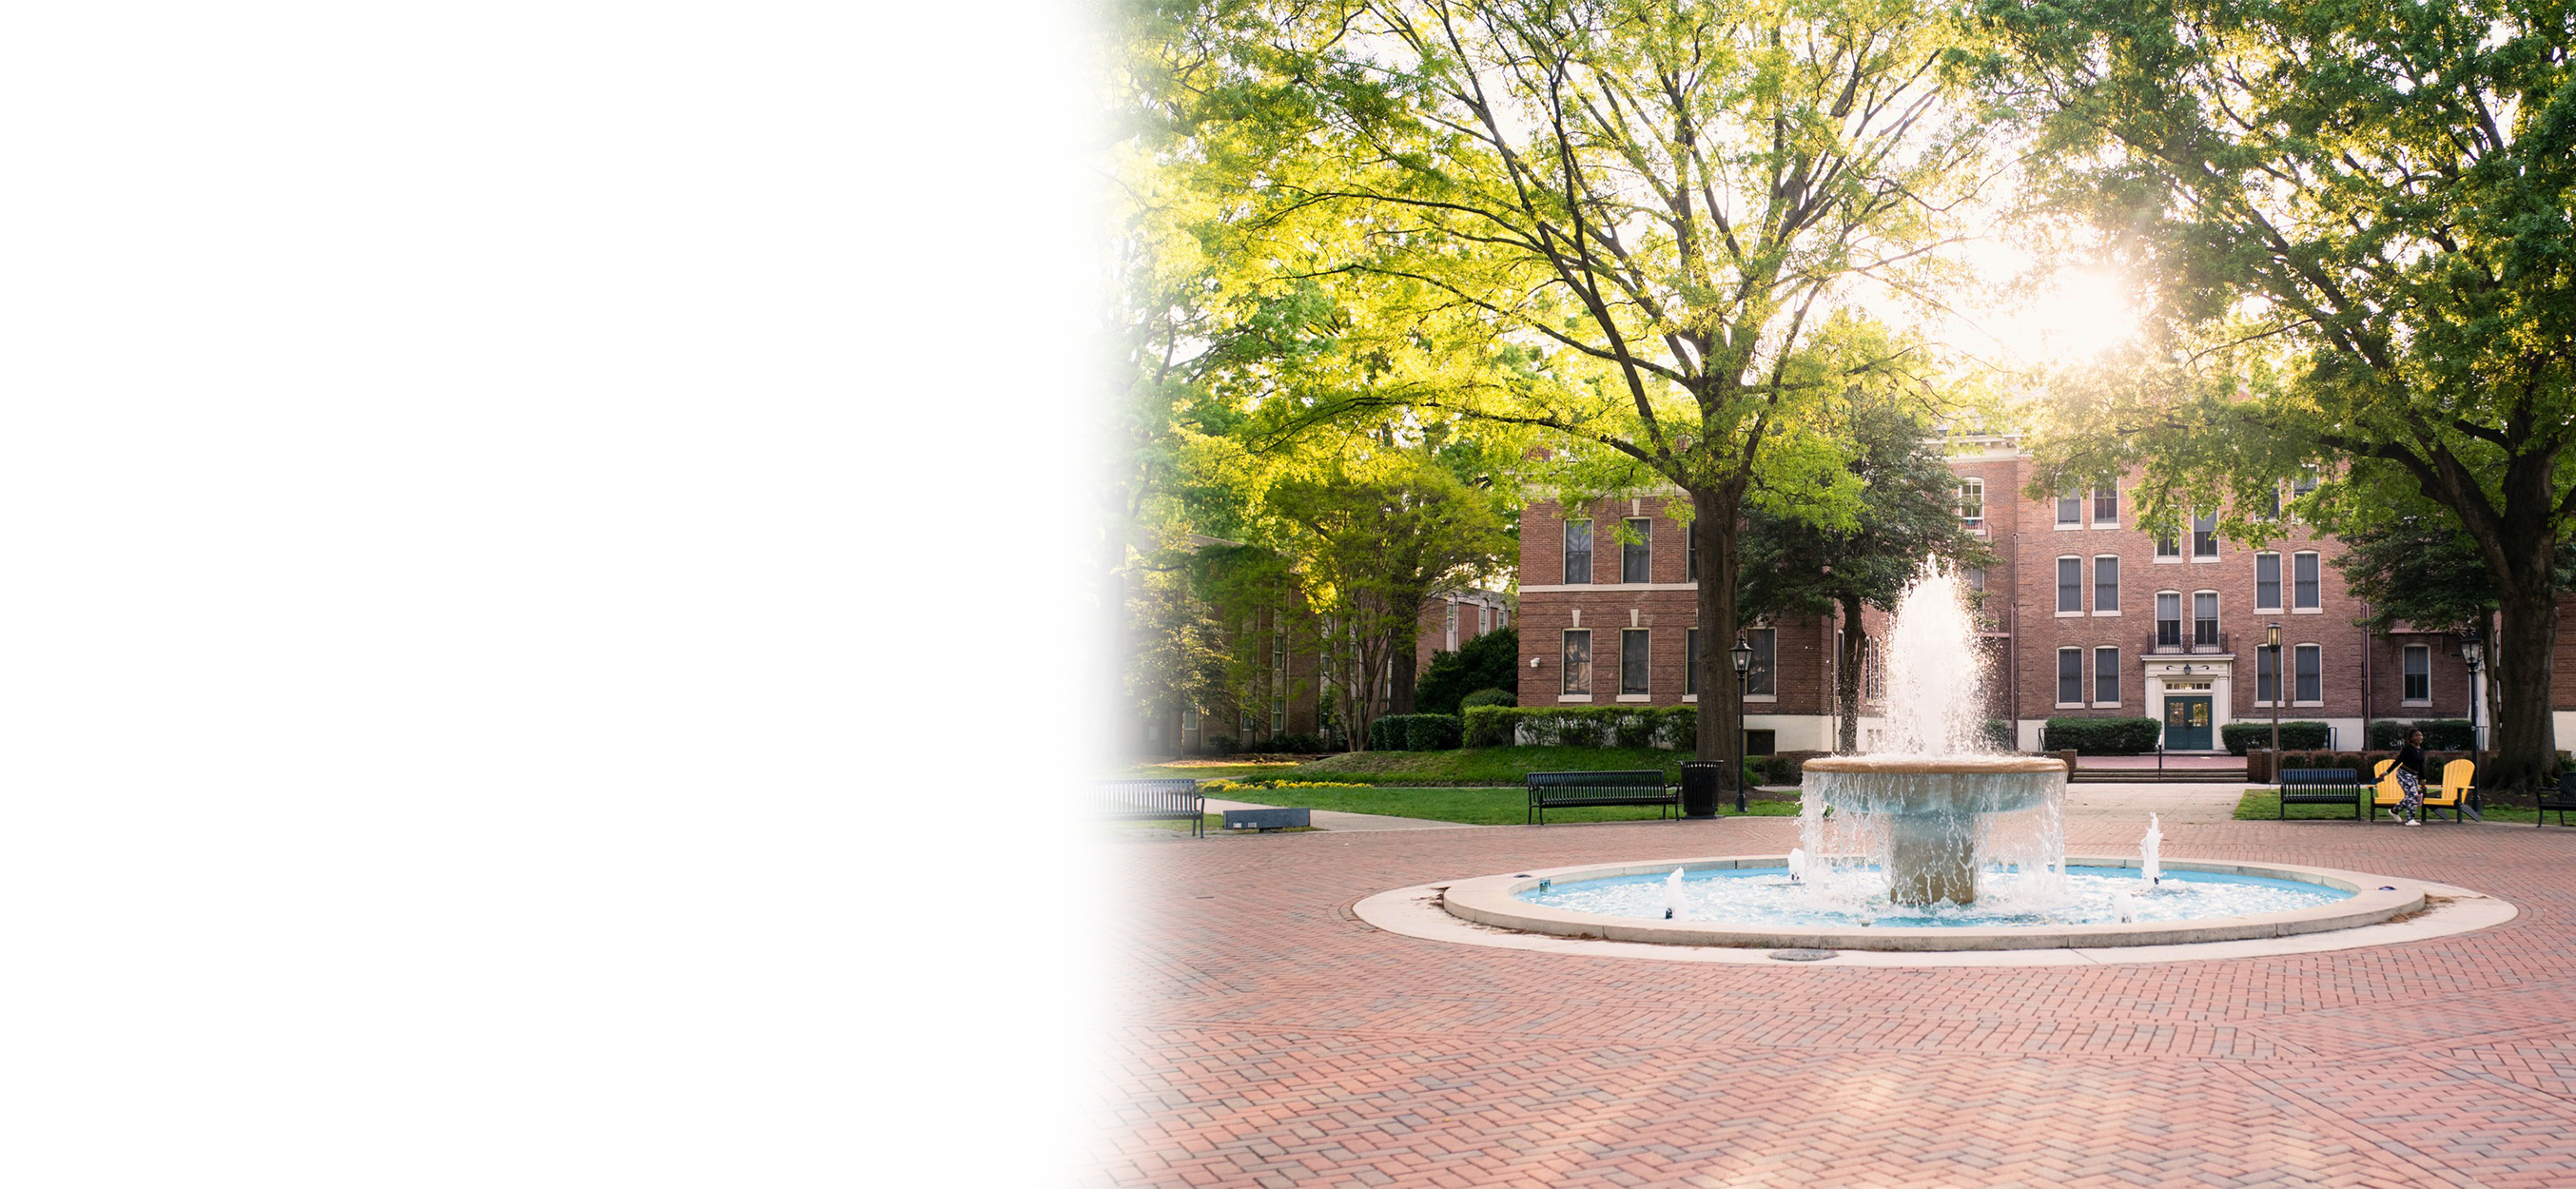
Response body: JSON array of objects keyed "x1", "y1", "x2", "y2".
[
  {"x1": 1415, "y1": 626, "x2": 1520, "y2": 718},
  {"x1": 1198, "y1": 0, "x2": 2007, "y2": 773},
  {"x1": 1238, "y1": 447, "x2": 1517, "y2": 749},
  {"x1": 1741, "y1": 398, "x2": 1993, "y2": 750},
  {"x1": 1983, "y1": 0, "x2": 2576, "y2": 789}
]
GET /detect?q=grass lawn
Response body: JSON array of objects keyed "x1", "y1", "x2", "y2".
[
  {"x1": 2233, "y1": 789, "x2": 2551, "y2": 824},
  {"x1": 1118, "y1": 761, "x2": 1308, "y2": 782},
  {"x1": 1212, "y1": 784, "x2": 1802, "y2": 826}
]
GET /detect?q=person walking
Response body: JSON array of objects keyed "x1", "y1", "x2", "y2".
[{"x1": 2390, "y1": 728, "x2": 2430, "y2": 826}]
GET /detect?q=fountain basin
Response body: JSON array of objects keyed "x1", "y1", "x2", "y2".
[{"x1": 1440, "y1": 855, "x2": 2424, "y2": 951}]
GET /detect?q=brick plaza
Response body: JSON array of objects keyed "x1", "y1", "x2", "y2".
[{"x1": 1088, "y1": 814, "x2": 2576, "y2": 1188}]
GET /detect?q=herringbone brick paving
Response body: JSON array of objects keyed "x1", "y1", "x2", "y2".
[{"x1": 1090, "y1": 816, "x2": 2576, "y2": 1187}]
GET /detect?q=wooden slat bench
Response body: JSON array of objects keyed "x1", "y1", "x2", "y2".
[
  {"x1": 1101, "y1": 778, "x2": 1206, "y2": 838},
  {"x1": 2277, "y1": 767, "x2": 2365, "y2": 821},
  {"x1": 1527, "y1": 770, "x2": 1680, "y2": 825}
]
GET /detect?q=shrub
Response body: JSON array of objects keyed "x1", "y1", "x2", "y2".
[
  {"x1": 1456, "y1": 705, "x2": 1698, "y2": 749},
  {"x1": 1980, "y1": 718, "x2": 2014, "y2": 750},
  {"x1": 2220, "y1": 721, "x2": 2331, "y2": 755},
  {"x1": 1268, "y1": 732, "x2": 1328, "y2": 754},
  {"x1": 2040, "y1": 716, "x2": 2162, "y2": 754},
  {"x1": 1653, "y1": 705, "x2": 1698, "y2": 751},
  {"x1": 1203, "y1": 734, "x2": 1237, "y2": 755},
  {"x1": 1463, "y1": 705, "x2": 1516, "y2": 748},
  {"x1": 1403, "y1": 713, "x2": 1463, "y2": 751},
  {"x1": 2368, "y1": 719, "x2": 2475, "y2": 750},
  {"x1": 1415, "y1": 628, "x2": 1519, "y2": 717},
  {"x1": 1766, "y1": 750, "x2": 1826, "y2": 781},
  {"x1": 1460, "y1": 688, "x2": 1516, "y2": 711}
]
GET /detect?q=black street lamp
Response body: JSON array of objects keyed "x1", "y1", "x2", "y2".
[
  {"x1": 2462, "y1": 626, "x2": 2487, "y2": 819},
  {"x1": 2267, "y1": 622, "x2": 2282, "y2": 768},
  {"x1": 1730, "y1": 634, "x2": 1754, "y2": 813}
]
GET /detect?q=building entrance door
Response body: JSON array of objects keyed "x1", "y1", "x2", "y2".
[{"x1": 2163, "y1": 695, "x2": 2214, "y2": 750}]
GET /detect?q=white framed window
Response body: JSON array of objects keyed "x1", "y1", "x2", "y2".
[
  {"x1": 2056, "y1": 492, "x2": 2082, "y2": 527},
  {"x1": 2294, "y1": 644, "x2": 2321, "y2": 704},
  {"x1": 2192, "y1": 512, "x2": 2219, "y2": 558},
  {"x1": 1478, "y1": 605, "x2": 1492, "y2": 634},
  {"x1": 1747, "y1": 628, "x2": 1777, "y2": 698},
  {"x1": 1686, "y1": 531, "x2": 1698, "y2": 581},
  {"x1": 2057, "y1": 648, "x2": 2082, "y2": 705},
  {"x1": 2156, "y1": 591, "x2": 2183, "y2": 648},
  {"x1": 1561, "y1": 630, "x2": 1592, "y2": 696},
  {"x1": 1959, "y1": 478, "x2": 1984, "y2": 528},
  {"x1": 2094, "y1": 555, "x2": 2120, "y2": 614},
  {"x1": 2193, "y1": 591, "x2": 2219, "y2": 648},
  {"x1": 1622, "y1": 517, "x2": 1652, "y2": 583},
  {"x1": 2057, "y1": 556, "x2": 2082, "y2": 614},
  {"x1": 2094, "y1": 646, "x2": 2120, "y2": 705},
  {"x1": 1686, "y1": 628, "x2": 1699, "y2": 697},
  {"x1": 1273, "y1": 631, "x2": 1286, "y2": 671},
  {"x1": 2155, "y1": 528, "x2": 2181, "y2": 560},
  {"x1": 1563, "y1": 519, "x2": 1592, "y2": 584},
  {"x1": 2256, "y1": 644, "x2": 2278, "y2": 706},
  {"x1": 2254, "y1": 553, "x2": 2282, "y2": 612},
  {"x1": 1965, "y1": 567, "x2": 1987, "y2": 592},
  {"x1": 2293, "y1": 552, "x2": 2321, "y2": 611},
  {"x1": 2093, "y1": 486, "x2": 2118, "y2": 526},
  {"x1": 1620, "y1": 629, "x2": 1649, "y2": 697},
  {"x1": 2403, "y1": 644, "x2": 2430, "y2": 703},
  {"x1": 1181, "y1": 706, "x2": 1200, "y2": 731},
  {"x1": 1271, "y1": 696, "x2": 1285, "y2": 732},
  {"x1": 1445, "y1": 604, "x2": 1458, "y2": 650}
]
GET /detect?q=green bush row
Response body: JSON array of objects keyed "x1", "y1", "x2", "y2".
[
  {"x1": 2219, "y1": 721, "x2": 2332, "y2": 755},
  {"x1": 2366, "y1": 719, "x2": 2476, "y2": 750},
  {"x1": 1461, "y1": 705, "x2": 1700, "y2": 750},
  {"x1": 1370, "y1": 713, "x2": 1463, "y2": 751},
  {"x1": 2039, "y1": 716, "x2": 2162, "y2": 754}
]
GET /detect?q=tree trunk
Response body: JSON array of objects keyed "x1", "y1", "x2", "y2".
[
  {"x1": 1690, "y1": 485, "x2": 1746, "y2": 771},
  {"x1": 1837, "y1": 594, "x2": 1865, "y2": 753},
  {"x1": 1086, "y1": 535, "x2": 1128, "y2": 767},
  {"x1": 2489, "y1": 588, "x2": 2556, "y2": 791}
]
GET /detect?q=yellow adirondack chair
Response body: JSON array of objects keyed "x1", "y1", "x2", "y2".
[
  {"x1": 2371, "y1": 758, "x2": 2408, "y2": 822},
  {"x1": 2422, "y1": 758, "x2": 2474, "y2": 822}
]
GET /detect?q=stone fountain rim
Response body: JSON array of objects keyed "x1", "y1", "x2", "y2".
[
  {"x1": 1803, "y1": 754, "x2": 2068, "y2": 774},
  {"x1": 1437, "y1": 854, "x2": 2431, "y2": 952}
]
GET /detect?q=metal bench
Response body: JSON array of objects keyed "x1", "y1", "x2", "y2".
[
  {"x1": 1101, "y1": 778, "x2": 1206, "y2": 837},
  {"x1": 2276, "y1": 767, "x2": 2364, "y2": 821},
  {"x1": 1526, "y1": 770, "x2": 1680, "y2": 825},
  {"x1": 2538, "y1": 770, "x2": 2576, "y2": 828}
]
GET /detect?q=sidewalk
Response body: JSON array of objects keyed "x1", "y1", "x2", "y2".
[{"x1": 1200, "y1": 781, "x2": 2253, "y2": 830}]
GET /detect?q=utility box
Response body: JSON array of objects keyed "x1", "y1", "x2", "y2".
[{"x1": 1223, "y1": 808, "x2": 1312, "y2": 831}]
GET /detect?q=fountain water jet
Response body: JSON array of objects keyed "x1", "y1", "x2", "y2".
[{"x1": 1801, "y1": 566, "x2": 2067, "y2": 907}]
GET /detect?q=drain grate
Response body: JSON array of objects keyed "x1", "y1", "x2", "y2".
[{"x1": 1766, "y1": 948, "x2": 1840, "y2": 962}]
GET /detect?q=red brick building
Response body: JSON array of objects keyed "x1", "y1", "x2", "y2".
[{"x1": 1516, "y1": 435, "x2": 2514, "y2": 754}]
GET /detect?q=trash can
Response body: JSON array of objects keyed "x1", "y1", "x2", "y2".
[{"x1": 1681, "y1": 760, "x2": 1726, "y2": 819}]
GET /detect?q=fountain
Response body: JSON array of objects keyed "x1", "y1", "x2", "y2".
[
  {"x1": 1799, "y1": 568, "x2": 2064, "y2": 906},
  {"x1": 1389, "y1": 564, "x2": 2490, "y2": 954}
]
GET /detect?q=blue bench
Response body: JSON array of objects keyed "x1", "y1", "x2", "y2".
[{"x1": 2276, "y1": 768, "x2": 2364, "y2": 821}]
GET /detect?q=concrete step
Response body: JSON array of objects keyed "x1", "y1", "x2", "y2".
[{"x1": 2070, "y1": 769, "x2": 2247, "y2": 784}]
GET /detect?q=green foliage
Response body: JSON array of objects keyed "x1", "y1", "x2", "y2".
[
  {"x1": 1981, "y1": 719, "x2": 2013, "y2": 750},
  {"x1": 1415, "y1": 628, "x2": 1519, "y2": 718},
  {"x1": 2367, "y1": 720, "x2": 2477, "y2": 751},
  {"x1": 1462, "y1": 706, "x2": 1697, "y2": 750},
  {"x1": 1459, "y1": 688, "x2": 1516, "y2": 711},
  {"x1": 2218, "y1": 721, "x2": 2331, "y2": 756},
  {"x1": 2041, "y1": 716, "x2": 2162, "y2": 755},
  {"x1": 1403, "y1": 714, "x2": 1463, "y2": 752},
  {"x1": 1210, "y1": 784, "x2": 1801, "y2": 826},
  {"x1": 1266, "y1": 732, "x2": 1331, "y2": 755},
  {"x1": 1285, "y1": 745, "x2": 1695, "y2": 786}
]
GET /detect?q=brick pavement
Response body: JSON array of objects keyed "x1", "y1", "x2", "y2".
[{"x1": 1089, "y1": 815, "x2": 2576, "y2": 1188}]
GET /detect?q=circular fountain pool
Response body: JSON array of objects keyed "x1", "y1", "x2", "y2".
[{"x1": 1439, "y1": 855, "x2": 2422, "y2": 951}]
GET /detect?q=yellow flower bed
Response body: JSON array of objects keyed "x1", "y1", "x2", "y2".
[{"x1": 1201, "y1": 779, "x2": 1372, "y2": 794}]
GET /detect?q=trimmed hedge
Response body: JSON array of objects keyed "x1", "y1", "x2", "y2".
[
  {"x1": 1461, "y1": 705, "x2": 1699, "y2": 750},
  {"x1": 2220, "y1": 720, "x2": 2331, "y2": 755},
  {"x1": 2040, "y1": 716, "x2": 2162, "y2": 754},
  {"x1": 1370, "y1": 714, "x2": 1463, "y2": 751},
  {"x1": 1460, "y1": 688, "x2": 1516, "y2": 711},
  {"x1": 2367, "y1": 719, "x2": 2475, "y2": 750}
]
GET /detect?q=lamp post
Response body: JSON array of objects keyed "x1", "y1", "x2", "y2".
[
  {"x1": 1730, "y1": 634, "x2": 1754, "y2": 813},
  {"x1": 2268, "y1": 622, "x2": 2282, "y2": 772},
  {"x1": 1066, "y1": 646, "x2": 1086, "y2": 777},
  {"x1": 2462, "y1": 625, "x2": 2487, "y2": 761}
]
